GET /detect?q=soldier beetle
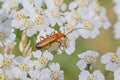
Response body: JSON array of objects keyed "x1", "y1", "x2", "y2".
[{"x1": 35, "y1": 28, "x2": 84, "y2": 50}]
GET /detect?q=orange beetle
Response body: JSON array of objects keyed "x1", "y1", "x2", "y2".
[
  {"x1": 35, "y1": 28, "x2": 84, "y2": 50},
  {"x1": 35, "y1": 31, "x2": 67, "y2": 50}
]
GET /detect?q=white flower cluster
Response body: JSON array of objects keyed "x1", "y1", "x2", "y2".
[
  {"x1": 77, "y1": 50, "x2": 105, "y2": 80},
  {"x1": 0, "y1": 51, "x2": 63, "y2": 80},
  {"x1": 113, "y1": 0, "x2": 120, "y2": 39},
  {"x1": 77, "y1": 48, "x2": 120, "y2": 80},
  {"x1": 101, "y1": 47, "x2": 120, "y2": 80},
  {"x1": 0, "y1": 0, "x2": 112, "y2": 80},
  {"x1": 0, "y1": 0, "x2": 111, "y2": 55}
]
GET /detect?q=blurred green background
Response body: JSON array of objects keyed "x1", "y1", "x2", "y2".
[{"x1": 0, "y1": 0, "x2": 119, "y2": 80}]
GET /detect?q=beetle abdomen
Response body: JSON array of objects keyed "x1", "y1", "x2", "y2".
[{"x1": 35, "y1": 43, "x2": 43, "y2": 49}]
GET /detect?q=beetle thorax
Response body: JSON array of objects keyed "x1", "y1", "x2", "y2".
[{"x1": 57, "y1": 32, "x2": 66, "y2": 38}]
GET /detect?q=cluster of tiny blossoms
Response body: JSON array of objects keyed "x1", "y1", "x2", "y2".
[
  {"x1": 0, "y1": 0, "x2": 111, "y2": 54},
  {"x1": 0, "y1": 0, "x2": 112, "y2": 80},
  {"x1": 76, "y1": 50, "x2": 105, "y2": 80},
  {"x1": 0, "y1": 51, "x2": 63, "y2": 80},
  {"x1": 77, "y1": 47, "x2": 120, "y2": 80},
  {"x1": 101, "y1": 47, "x2": 120, "y2": 80}
]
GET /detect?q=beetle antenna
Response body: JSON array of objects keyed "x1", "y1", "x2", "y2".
[
  {"x1": 66, "y1": 28, "x2": 85, "y2": 36},
  {"x1": 63, "y1": 25, "x2": 67, "y2": 48}
]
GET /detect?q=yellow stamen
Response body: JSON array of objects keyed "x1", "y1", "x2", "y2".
[
  {"x1": 0, "y1": 31, "x2": 6, "y2": 40},
  {"x1": 34, "y1": 15, "x2": 44, "y2": 25},
  {"x1": 111, "y1": 53, "x2": 120, "y2": 64},
  {"x1": 84, "y1": 54, "x2": 96, "y2": 64},
  {"x1": 1, "y1": 58, "x2": 9, "y2": 67},
  {"x1": 38, "y1": 56, "x2": 48, "y2": 66},
  {"x1": 87, "y1": 74, "x2": 97, "y2": 80},
  {"x1": 23, "y1": 18, "x2": 32, "y2": 28},
  {"x1": 54, "y1": 0, "x2": 62, "y2": 7},
  {"x1": 50, "y1": 70, "x2": 58, "y2": 80},
  {"x1": 19, "y1": 63, "x2": 27, "y2": 71},
  {"x1": 51, "y1": 10, "x2": 61, "y2": 18},
  {"x1": 14, "y1": 12, "x2": 24, "y2": 20},
  {"x1": 71, "y1": 10, "x2": 80, "y2": 21},
  {"x1": 85, "y1": 20, "x2": 93, "y2": 30},
  {"x1": 66, "y1": 24, "x2": 74, "y2": 32}
]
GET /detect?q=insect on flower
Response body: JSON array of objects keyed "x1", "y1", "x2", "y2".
[
  {"x1": 35, "y1": 28, "x2": 84, "y2": 50},
  {"x1": 35, "y1": 31, "x2": 67, "y2": 50}
]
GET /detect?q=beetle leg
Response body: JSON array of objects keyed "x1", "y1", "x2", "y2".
[
  {"x1": 40, "y1": 36, "x2": 45, "y2": 40},
  {"x1": 56, "y1": 41, "x2": 63, "y2": 51},
  {"x1": 50, "y1": 31, "x2": 56, "y2": 36},
  {"x1": 47, "y1": 42, "x2": 61, "y2": 51},
  {"x1": 58, "y1": 39, "x2": 67, "y2": 48},
  {"x1": 48, "y1": 43, "x2": 52, "y2": 46}
]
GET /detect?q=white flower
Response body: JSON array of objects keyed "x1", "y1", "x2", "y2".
[
  {"x1": 11, "y1": 56, "x2": 33, "y2": 79},
  {"x1": 0, "y1": 53, "x2": 14, "y2": 68},
  {"x1": 11, "y1": 6, "x2": 50, "y2": 37},
  {"x1": 113, "y1": 0, "x2": 120, "y2": 39},
  {"x1": 0, "y1": 54, "x2": 15, "y2": 79},
  {"x1": 31, "y1": 13, "x2": 50, "y2": 32},
  {"x1": 101, "y1": 47, "x2": 120, "y2": 72},
  {"x1": 21, "y1": 0, "x2": 44, "y2": 15},
  {"x1": 33, "y1": 50, "x2": 53, "y2": 69},
  {"x1": 113, "y1": 0, "x2": 120, "y2": 4},
  {"x1": 11, "y1": 67, "x2": 28, "y2": 79},
  {"x1": 64, "y1": 10, "x2": 81, "y2": 25},
  {"x1": 49, "y1": 63, "x2": 64, "y2": 80},
  {"x1": 77, "y1": 50, "x2": 99, "y2": 70},
  {"x1": 44, "y1": 0, "x2": 66, "y2": 11},
  {"x1": 0, "y1": 25, "x2": 16, "y2": 47},
  {"x1": 79, "y1": 70, "x2": 105, "y2": 80},
  {"x1": 0, "y1": 69, "x2": 14, "y2": 80},
  {"x1": 89, "y1": 2, "x2": 111, "y2": 30},
  {"x1": 45, "y1": 8, "x2": 65, "y2": 27},
  {"x1": 11, "y1": 11, "x2": 24, "y2": 29},
  {"x1": 58, "y1": 23, "x2": 79, "y2": 55},
  {"x1": 39, "y1": 68, "x2": 51, "y2": 80},
  {"x1": 28, "y1": 69, "x2": 41, "y2": 80},
  {"x1": 56, "y1": 38, "x2": 76, "y2": 55},
  {"x1": 3, "y1": 69, "x2": 15, "y2": 80},
  {"x1": 114, "y1": 4, "x2": 120, "y2": 19},
  {"x1": 99, "y1": 7, "x2": 111, "y2": 30},
  {"x1": 114, "y1": 67, "x2": 120, "y2": 80},
  {"x1": 0, "y1": 8, "x2": 13, "y2": 23},
  {"x1": 34, "y1": 0, "x2": 44, "y2": 7},
  {"x1": 44, "y1": 0, "x2": 56, "y2": 9},
  {"x1": 77, "y1": 7, "x2": 102, "y2": 39},
  {"x1": 21, "y1": 0, "x2": 34, "y2": 11},
  {"x1": 113, "y1": 20, "x2": 120, "y2": 39},
  {"x1": 1, "y1": 0, "x2": 20, "y2": 15},
  {"x1": 11, "y1": 9, "x2": 38, "y2": 37},
  {"x1": 64, "y1": 38, "x2": 76, "y2": 55},
  {"x1": 21, "y1": 0, "x2": 44, "y2": 14},
  {"x1": 68, "y1": 1, "x2": 111, "y2": 39},
  {"x1": 69, "y1": 0, "x2": 91, "y2": 10},
  {"x1": 60, "y1": 23, "x2": 81, "y2": 40}
]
